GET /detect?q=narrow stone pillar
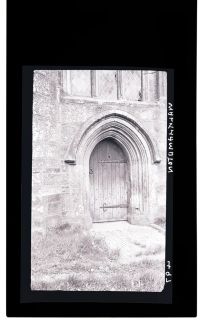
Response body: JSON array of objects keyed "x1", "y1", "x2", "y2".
[
  {"x1": 91, "y1": 70, "x2": 98, "y2": 97},
  {"x1": 140, "y1": 70, "x2": 144, "y2": 101},
  {"x1": 158, "y1": 71, "x2": 167, "y2": 101},
  {"x1": 62, "y1": 70, "x2": 71, "y2": 95},
  {"x1": 117, "y1": 70, "x2": 123, "y2": 99},
  {"x1": 142, "y1": 70, "x2": 158, "y2": 102}
]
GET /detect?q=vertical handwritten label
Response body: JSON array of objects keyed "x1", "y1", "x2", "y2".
[
  {"x1": 166, "y1": 260, "x2": 172, "y2": 283},
  {"x1": 167, "y1": 102, "x2": 174, "y2": 173}
]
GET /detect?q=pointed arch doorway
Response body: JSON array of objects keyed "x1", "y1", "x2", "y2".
[
  {"x1": 64, "y1": 110, "x2": 161, "y2": 227},
  {"x1": 89, "y1": 138, "x2": 129, "y2": 222}
]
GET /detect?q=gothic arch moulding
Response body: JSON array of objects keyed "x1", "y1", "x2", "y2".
[
  {"x1": 64, "y1": 110, "x2": 161, "y2": 165},
  {"x1": 64, "y1": 110, "x2": 161, "y2": 225}
]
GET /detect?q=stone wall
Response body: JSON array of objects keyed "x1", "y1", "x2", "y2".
[{"x1": 31, "y1": 70, "x2": 167, "y2": 233}]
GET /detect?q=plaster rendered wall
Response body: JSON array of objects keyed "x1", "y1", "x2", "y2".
[{"x1": 31, "y1": 70, "x2": 167, "y2": 234}]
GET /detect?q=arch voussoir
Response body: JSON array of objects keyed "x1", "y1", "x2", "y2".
[
  {"x1": 64, "y1": 110, "x2": 161, "y2": 165},
  {"x1": 64, "y1": 110, "x2": 160, "y2": 226}
]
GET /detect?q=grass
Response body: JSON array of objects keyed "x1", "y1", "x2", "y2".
[
  {"x1": 135, "y1": 243, "x2": 164, "y2": 257},
  {"x1": 31, "y1": 223, "x2": 165, "y2": 292},
  {"x1": 153, "y1": 216, "x2": 166, "y2": 229}
]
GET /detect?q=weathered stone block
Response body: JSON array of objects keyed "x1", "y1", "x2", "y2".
[
  {"x1": 32, "y1": 173, "x2": 43, "y2": 187},
  {"x1": 47, "y1": 194, "x2": 62, "y2": 215},
  {"x1": 43, "y1": 173, "x2": 63, "y2": 186},
  {"x1": 32, "y1": 158, "x2": 44, "y2": 173},
  {"x1": 45, "y1": 142, "x2": 60, "y2": 159}
]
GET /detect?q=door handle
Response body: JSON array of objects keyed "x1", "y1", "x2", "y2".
[{"x1": 103, "y1": 203, "x2": 107, "y2": 212}]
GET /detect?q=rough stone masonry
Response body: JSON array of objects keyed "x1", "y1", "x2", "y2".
[{"x1": 32, "y1": 70, "x2": 167, "y2": 234}]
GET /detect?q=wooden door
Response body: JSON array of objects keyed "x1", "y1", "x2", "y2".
[{"x1": 89, "y1": 139, "x2": 128, "y2": 222}]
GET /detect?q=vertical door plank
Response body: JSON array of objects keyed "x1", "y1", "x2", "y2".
[
  {"x1": 94, "y1": 146, "x2": 99, "y2": 219},
  {"x1": 98, "y1": 153, "x2": 103, "y2": 220},
  {"x1": 89, "y1": 153, "x2": 94, "y2": 218},
  {"x1": 89, "y1": 139, "x2": 128, "y2": 222}
]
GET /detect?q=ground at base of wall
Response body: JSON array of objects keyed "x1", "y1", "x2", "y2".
[
  {"x1": 31, "y1": 221, "x2": 165, "y2": 292},
  {"x1": 91, "y1": 222, "x2": 165, "y2": 264}
]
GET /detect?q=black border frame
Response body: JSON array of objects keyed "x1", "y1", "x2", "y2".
[
  {"x1": 20, "y1": 66, "x2": 173, "y2": 305},
  {"x1": 7, "y1": 0, "x2": 197, "y2": 317}
]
